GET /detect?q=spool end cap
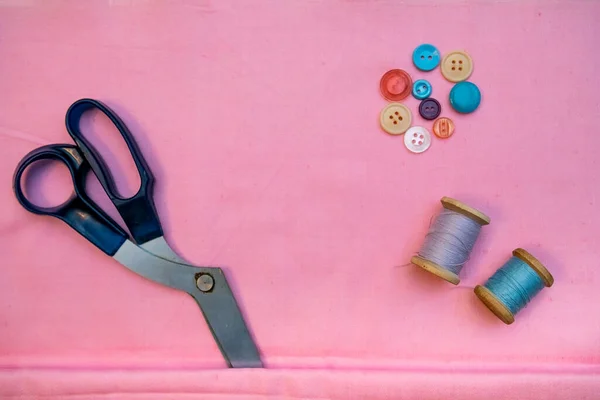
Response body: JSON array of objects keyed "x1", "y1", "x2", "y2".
[
  {"x1": 474, "y1": 285, "x2": 515, "y2": 325},
  {"x1": 411, "y1": 256, "x2": 460, "y2": 285},
  {"x1": 441, "y1": 197, "x2": 490, "y2": 225},
  {"x1": 512, "y1": 248, "x2": 554, "y2": 287}
]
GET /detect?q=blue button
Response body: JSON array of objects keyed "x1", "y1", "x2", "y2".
[
  {"x1": 412, "y1": 44, "x2": 441, "y2": 72},
  {"x1": 449, "y1": 81, "x2": 481, "y2": 113},
  {"x1": 412, "y1": 79, "x2": 432, "y2": 100}
]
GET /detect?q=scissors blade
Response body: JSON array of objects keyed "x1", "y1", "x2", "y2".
[
  {"x1": 113, "y1": 240, "x2": 262, "y2": 368},
  {"x1": 140, "y1": 236, "x2": 187, "y2": 264}
]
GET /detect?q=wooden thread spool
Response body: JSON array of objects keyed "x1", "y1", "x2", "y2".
[
  {"x1": 411, "y1": 197, "x2": 491, "y2": 285},
  {"x1": 474, "y1": 248, "x2": 554, "y2": 325}
]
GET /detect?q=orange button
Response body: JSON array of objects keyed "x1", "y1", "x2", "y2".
[
  {"x1": 380, "y1": 69, "x2": 413, "y2": 101},
  {"x1": 432, "y1": 117, "x2": 455, "y2": 139}
]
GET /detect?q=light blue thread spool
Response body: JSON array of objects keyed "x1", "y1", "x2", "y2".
[
  {"x1": 475, "y1": 248, "x2": 554, "y2": 324},
  {"x1": 412, "y1": 197, "x2": 490, "y2": 285}
]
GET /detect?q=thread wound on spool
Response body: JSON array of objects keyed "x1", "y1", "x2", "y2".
[
  {"x1": 411, "y1": 197, "x2": 490, "y2": 285},
  {"x1": 419, "y1": 210, "x2": 482, "y2": 274},
  {"x1": 475, "y1": 248, "x2": 553, "y2": 325}
]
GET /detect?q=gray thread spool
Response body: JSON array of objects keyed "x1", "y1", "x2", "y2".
[{"x1": 411, "y1": 197, "x2": 491, "y2": 285}]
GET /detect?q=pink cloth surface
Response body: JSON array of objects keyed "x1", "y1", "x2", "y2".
[{"x1": 1, "y1": 0, "x2": 600, "y2": 398}]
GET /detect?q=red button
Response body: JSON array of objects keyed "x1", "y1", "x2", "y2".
[{"x1": 380, "y1": 69, "x2": 413, "y2": 101}]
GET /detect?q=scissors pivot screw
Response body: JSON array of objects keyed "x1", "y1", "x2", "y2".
[{"x1": 196, "y1": 273, "x2": 215, "y2": 292}]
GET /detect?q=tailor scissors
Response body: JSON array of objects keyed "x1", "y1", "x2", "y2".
[{"x1": 13, "y1": 99, "x2": 262, "y2": 368}]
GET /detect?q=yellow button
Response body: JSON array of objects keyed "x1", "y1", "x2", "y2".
[
  {"x1": 441, "y1": 50, "x2": 473, "y2": 82},
  {"x1": 380, "y1": 103, "x2": 412, "y2": 135}
]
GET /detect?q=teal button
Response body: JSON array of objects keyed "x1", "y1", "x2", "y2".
[
  {"x1": 449, "y1": 81, "x2": 481, "y2": 113},
  {"x1": 412, "y1": 79, "x2": 432, "y2": 100},
  {"x1": 412, "y1": 44, "x2": 440, "y2": 72}
]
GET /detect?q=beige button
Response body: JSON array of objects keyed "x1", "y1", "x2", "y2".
[
  {"x1": 379, "y1": 103, "x2": 412, "y2": 135},
  {"x1": 441, "y1": 50, "x2": 473, "y2": 82}
]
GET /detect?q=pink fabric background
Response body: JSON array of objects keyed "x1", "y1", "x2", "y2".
[{"x1": 1, "y1": 0, "x2": 600, "y2": 398}]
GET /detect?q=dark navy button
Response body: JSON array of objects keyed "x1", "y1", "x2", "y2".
[
  {"x1": 412, "y1": 79, "x2": 432, "y2": 100},
  {"x1": 412, "y1": 44, "x2": 441, "y2": 72},
  {"x1": 449, "y1": 81, "x2": 481, "y2": 113},
  {"x1": 419, "y1": 98, "x2": 441, "y2": 120}
]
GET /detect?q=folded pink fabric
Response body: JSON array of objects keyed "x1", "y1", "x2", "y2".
[{"x1": 1, "y1": 0, "x2": 600, "y2": 398}]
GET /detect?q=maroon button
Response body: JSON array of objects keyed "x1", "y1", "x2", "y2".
[
  {"x1": 380, "y1": 69, "x2": 413, "y2": 101},
  {"x1": 419, "y1": 98, "x2": 441, "y2": 120}
]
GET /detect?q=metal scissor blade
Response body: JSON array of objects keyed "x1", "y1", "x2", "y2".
[
  {"x1": 140, "y1": 236, "x2": 187, "y2": 264},
  {"x1": 191, "y1": 287, "x2": 262, "y2": 368},
  {"x1": 113, "y1": 240, "x2": 262, "y2": 368}
]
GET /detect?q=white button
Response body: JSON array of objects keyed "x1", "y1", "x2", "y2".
[{"x1": 404, "y1": 126, "x2": 431, "y2": 153}]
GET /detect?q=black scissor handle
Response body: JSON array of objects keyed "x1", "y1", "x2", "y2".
[
  {"x1": 65, "y1": 99, "x2": 163, "y2": 245},
  {"x1": 13, "y1": 144, "x2": 127, "y2": 256}
]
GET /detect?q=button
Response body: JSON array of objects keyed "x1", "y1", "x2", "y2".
[
  {"x1": 418, "y1": 98, "x2": 441, "y2": 120},
  {"x1": 441, "y1": 50, "x2": 473, "y2": 82},
  {"x1": 412, "y1": 79, "x2": 432, "y2": 100},
  {"x1": 380, "y1": 69, "x2": 413, "y2": 101},
  {"x1": 412, "y1": 44, "x2": 441, "y2": 72},
  {"x1": 380, "y1": 103, "x2": 412, "y2": 135},
  {"x1": 449, "y1": 81, "x2": 481, "y2": 113},
  {"x1": 433, "y1": 117, "x2": 455, "y2": 139},
  {"x1": 404, "y1": 126, "x2": 431, "y2": 153}
]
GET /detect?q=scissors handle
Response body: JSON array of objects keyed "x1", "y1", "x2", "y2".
[
  {"x1": 65, "y1": 99, "x2": 163, "y2": 245},
  {"x1": 13, "y1": 144, "x2": 128, "y2": 256}
]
